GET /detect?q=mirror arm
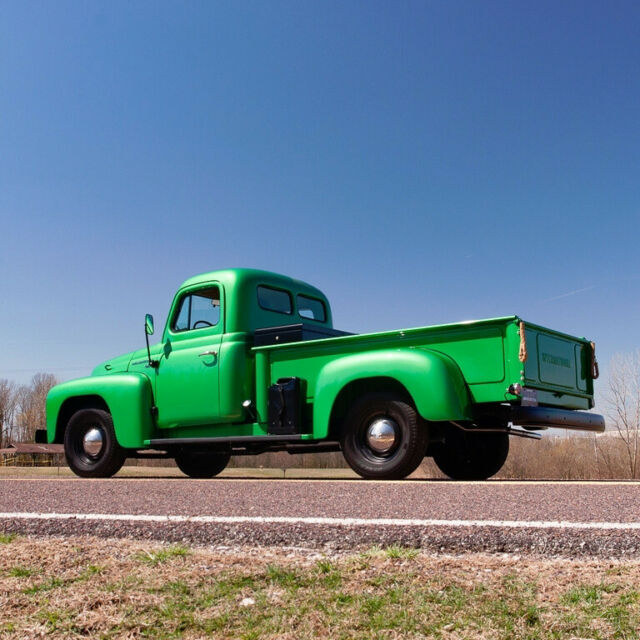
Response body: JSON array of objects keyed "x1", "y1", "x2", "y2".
[{"x1": 145, "y1": 326, "x2": 159, "y2": 369}]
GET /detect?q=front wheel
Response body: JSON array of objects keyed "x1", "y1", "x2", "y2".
[
  {"x1": 64, "y1": 408, "x2": 126, "y2": 478},
  {"x1": 432, "y1": 426, "x2": 509, "y2": 480},
  {"x1": 174, "y1": 449, "x2": 231, "y2": 478},
  {"x1": 341, "y1": 393, "x2": 428, "y2": 480}
]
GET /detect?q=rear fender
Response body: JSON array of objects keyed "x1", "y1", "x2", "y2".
[
  {"x1": 312, "y1": 348, "x2": 471, "y2": 439},
  {"x1": 46, "y1": 374, "x2": 155, "y2": 449}
]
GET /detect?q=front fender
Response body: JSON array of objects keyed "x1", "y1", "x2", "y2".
[
  {"x1": 46, "y1": 373, "x2": 155, "y2": 449},
  {"x1": 312, "y1": 348, "x2": 471, "y2": 439}
]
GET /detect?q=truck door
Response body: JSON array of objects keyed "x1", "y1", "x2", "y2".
[{"x1": 155, "y1": 285, "x2": 223, "y2": 429}]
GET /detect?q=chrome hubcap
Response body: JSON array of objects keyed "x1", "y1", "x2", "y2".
[
  {"x1": 366, "y1": 419, "x2": 398, "y2": 454},
  {"x1": 82, "y1": 427, "x2": 104, "y2": 458}
]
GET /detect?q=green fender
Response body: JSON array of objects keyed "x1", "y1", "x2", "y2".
[
  {"x1": 312, "y1": 348, "x2": 472, "y2": 439},
  {"x1": 46, "y1": 373, "x2": 155, "y2": 449}
]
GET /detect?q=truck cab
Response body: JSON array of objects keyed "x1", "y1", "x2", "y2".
[{"x1": 128, "y1": 269, "x2": 341, "y2": 430}]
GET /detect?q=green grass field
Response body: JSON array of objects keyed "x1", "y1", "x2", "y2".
[{"x1": 2, "y1": 534, "x2": 639, "y2": 639}]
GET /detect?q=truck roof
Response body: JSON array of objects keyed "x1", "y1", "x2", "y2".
[
  {"x1": 178, "y1": 268, "x2": 323, "y2": 296},
  {"x1": 174, "y1": 268, "x2": 334, "y2": 332}
]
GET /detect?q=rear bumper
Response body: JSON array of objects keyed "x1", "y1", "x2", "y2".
[{"x1": 510, "y1": 407, "x2": 605, "y2": 432}]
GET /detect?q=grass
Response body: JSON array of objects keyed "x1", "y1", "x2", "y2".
[
  {"x1": 2, "y1": 536, "x2": 640, "y2": 638},
  {"x1": 384, "y1": 544, "x2": 419, "y2": 559},
  {"x1": 135, "y1": 545, "x2": 191, "y2": 566},
  {"x1": 19, "y1": 564, "x2": 104, "y2": 594},
  {"x1": 8, "y1": 566, "x2": 35, "y2": 578}
]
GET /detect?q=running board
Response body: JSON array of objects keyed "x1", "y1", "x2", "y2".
[{"x1": 149, "y1": 435, "x2": 304, "y2": 447}]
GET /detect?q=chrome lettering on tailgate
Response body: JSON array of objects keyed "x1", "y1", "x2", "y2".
[{"x1": 541, "y1": 352, "x2": 571, "y2": 368}]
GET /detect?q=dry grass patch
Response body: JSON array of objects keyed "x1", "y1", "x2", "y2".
[{"x1": 2, "y1": 535, "x2": 640, "y2": 638}]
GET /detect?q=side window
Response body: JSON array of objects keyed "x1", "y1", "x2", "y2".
[
  {"x1": 257, "y1": 285, "x2": 292, "y2": 315},
  {"x1": 297, "y1": 294, "x2": 326, "y2": 322},
  {"x1": 172, "y1": 286, "x2": 221, "y2": 332}
]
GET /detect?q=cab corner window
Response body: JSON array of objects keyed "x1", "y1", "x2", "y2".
[
  {"x1": 172, "y1": 286, "x2": 221, "y2": 332},
  {"x1": 257, "y1": 285, "x2": 292, "y2": 315},
  {"x1": 297, "y1": 294, "x2": 326, "y2": 322}
]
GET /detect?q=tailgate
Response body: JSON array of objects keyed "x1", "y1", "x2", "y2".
[{"x1": 521, "y1": 322, "x2": 595, "y2": 409}]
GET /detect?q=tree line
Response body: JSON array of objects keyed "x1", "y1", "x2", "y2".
[{"x1": 0, "y1": 373, "x2": 58, "y2": 448}]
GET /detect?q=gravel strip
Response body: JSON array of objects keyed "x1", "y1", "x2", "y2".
[{"x1": 3, "y1": 517, "x2": 640, "y2": 557}]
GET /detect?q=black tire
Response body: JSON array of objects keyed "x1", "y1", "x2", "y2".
[
  {"x1": 174, "y1": 449, "x2": 231, "y2": 478},
  {"x1": 64, "y1": 408, "x2": 126, "y2": 478},
  {"x1": 340, "y1": 393, "x2": 428, "y2": 480},
  {"x1": 432, "y1": 425, "x2": 509, "y2": 480}
]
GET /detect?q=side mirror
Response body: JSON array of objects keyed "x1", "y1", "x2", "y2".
[
  {"x1": 144, "y1": 314, "x2": 159, "y2": 369},
  {"x1": 145, "y1": 314, "x2": 155, "y2": 336}
]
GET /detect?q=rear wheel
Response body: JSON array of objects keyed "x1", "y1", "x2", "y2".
[
  {"x1": 174, "y1": 449, "x2": 231, "y2": 478},
  {"x1": 340, "y1": 393, "x2": 428, "y2": 480},
  {"x1": 432, "y1": 425, "x2": 509, "y2": 480},
  {"x1": 64, "y1": 408, "x2": 126, "y2": 478}
]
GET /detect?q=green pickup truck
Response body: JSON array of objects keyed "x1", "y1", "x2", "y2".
[{"x1": 40, "y1": 268, "x2": 605, "y2": 480}]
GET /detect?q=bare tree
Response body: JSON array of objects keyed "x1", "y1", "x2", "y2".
[
  {"x1": 0, "y1": 379, "x2": 18, "y2": 448},
  {"x1": 603, "y1": 351, "x2": 640, "y2": 479},
  {"x1": 15, "y1": 373, "x2": 59, "y2": 443}
]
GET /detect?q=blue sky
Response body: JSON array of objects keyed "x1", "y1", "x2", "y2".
[{"x1": 1, "y1": 1, "x2": 639, "y2": 393}]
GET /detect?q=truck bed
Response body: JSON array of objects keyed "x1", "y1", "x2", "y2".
[{"x1": 253, "y1": 315, "x2": 595, "y2": 410}]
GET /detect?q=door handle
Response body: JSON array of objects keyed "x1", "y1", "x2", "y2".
[{"x1": 198, "y1": 350, "x2": 218, "y2": 357}]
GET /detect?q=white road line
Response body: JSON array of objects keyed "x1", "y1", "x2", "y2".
[{"x1": 2, "y1": 512, "x2": 640, "y2": 530}]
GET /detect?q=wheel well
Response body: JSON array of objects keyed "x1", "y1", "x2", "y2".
[
  {"x1": 55, "y1": 395, "x2": 110, "y2": 443},
  {"x1": 327, "y1": 377, "x2": 413, "y2": 439}
]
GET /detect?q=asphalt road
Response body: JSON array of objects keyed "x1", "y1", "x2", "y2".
[{"x1": 2, "y1": 478, "x2": 640, "y2": 556}]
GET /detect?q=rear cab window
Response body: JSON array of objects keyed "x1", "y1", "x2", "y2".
[
  {"x1": 257, "y1": 285, "x2": 292, "y2": 315},
  {"x1": 297, "y1": 294, "x2": 327, "y2": 322}
]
